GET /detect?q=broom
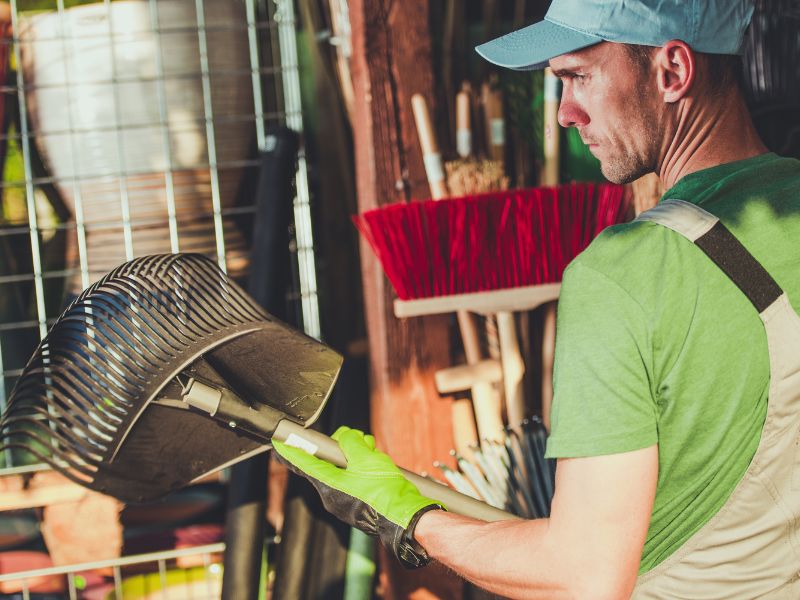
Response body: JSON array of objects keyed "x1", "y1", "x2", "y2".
[{"x1": 353, "y1": 93, "x2": 629, "y2": 431}]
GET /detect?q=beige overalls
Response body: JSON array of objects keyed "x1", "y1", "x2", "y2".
[{"x1": 631, "y1": 200, "x2": 800, "y2": 599}]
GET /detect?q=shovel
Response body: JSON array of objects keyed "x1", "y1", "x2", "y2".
[{"x1": 0, "y1": 254, "x2": 515, "y2": 523}]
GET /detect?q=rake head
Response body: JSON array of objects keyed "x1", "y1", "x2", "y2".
[{"x1": 0, "y1": 254, "x2": 342, "y2": 503}]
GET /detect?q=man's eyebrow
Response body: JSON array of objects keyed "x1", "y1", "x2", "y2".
[{"x1": 550, "y1": 67, "x2": 582, "y2": 78}]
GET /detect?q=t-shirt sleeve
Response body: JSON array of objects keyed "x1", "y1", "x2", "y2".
[{"x1": 545, "y1": 260, "x2": 658, "y2": 458}]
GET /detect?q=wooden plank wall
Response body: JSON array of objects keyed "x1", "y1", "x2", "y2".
[{"x1": 349, "y1": 1, "x2": 462, "y2": 598}]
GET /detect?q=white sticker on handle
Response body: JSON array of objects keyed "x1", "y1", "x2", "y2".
[
  {"x1": 284, "y1": 433, "x2": 319, "y2": 456},
  {"x1": 456, "y1": 129, "x2": 472, "y2": 158},
  {"x1": 490, "y1": 118, "x2": 505, "y2": 146},
  {"x1": 544, "y1": 74, "x2": 561, "y2": 101},
  {"x1": 423, "y1": 152, "x2": 445, "y2": 183}
]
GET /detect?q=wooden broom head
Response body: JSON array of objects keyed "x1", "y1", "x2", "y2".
[
  {"x1": 0, "y1": 254, "x2": 342, "y2": 503},
  {"x1": 352, "y1": 182, "x2": 629, "y2": 301}
]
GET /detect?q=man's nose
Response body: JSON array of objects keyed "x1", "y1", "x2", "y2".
[{"x1": 557, "y1": 100, "x2": 590, "y2": 128}]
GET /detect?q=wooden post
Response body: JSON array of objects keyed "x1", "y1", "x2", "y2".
[{"x1": 349, "y1": 1, "x2": 462, "y2": 598}]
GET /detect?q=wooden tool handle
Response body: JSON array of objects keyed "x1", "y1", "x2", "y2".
[
  {"x1": 496, "y1": 311, "x2": 526, "y2": 427},
  {"x1": 457, "y1": 311, "x2": 505, "y2": 443},
  {"x1": 435, "y1": 359, "x2": 503, "y2": 394},
  {"x1": 451, "y1": 398, "x2": 479, "y2": 461},
  {"x1": 541, "y1": 303, "x2": 557, "y2": 430},
  {"x1": 542, "y1": 68, "x2": 560, "y2": 187},
  {"x1": 481, "y1": 79, "x2": 505, "y2": 163},
  {"x1": 411, "y1": 93, "x2": 448, "y2": 199},
  {"x1": 273, "y1": 419, "x2": 517, "y2": 522},
  {"x1": 456, "y1": 82, "x2": 472, "y2": 158},
  {"x1": 540, "y1": 68, "x2": 561, "y2": 429},
  {"x1": 631, "y1": 173, "x2": 663, "y2": 216},
  {"x1": 411, "y1": 94, "x2": 475, "y2": 454}
]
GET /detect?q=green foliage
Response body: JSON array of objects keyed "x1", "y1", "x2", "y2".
[
  {"x1": 501, "y1": 69, "x2": 544, "y2": 160},
  {"x1": 562, "y1": 125, "x2": 604, "y2": 183},
  {"x1": 500, "y1": 69, "x2": 605, "y2": 183},
  {"x1": 1, "y1": 123, "x2": 25, "y2": 224}
]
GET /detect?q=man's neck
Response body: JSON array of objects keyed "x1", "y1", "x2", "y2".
[{"x1": 657, "y1": 91, "x2": 768, "y2": 190}]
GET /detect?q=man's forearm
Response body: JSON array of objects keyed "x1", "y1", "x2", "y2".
[
  {"x1": 414, "y1": 509, "x2": 577, "y2": 600},
  {"x1": 413, "y1": 449, "x2": 658, "y2": 600}
]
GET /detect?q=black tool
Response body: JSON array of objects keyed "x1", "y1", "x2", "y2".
[{"x1": 0, "y1": 254, "x2": 513, "y2": 523}]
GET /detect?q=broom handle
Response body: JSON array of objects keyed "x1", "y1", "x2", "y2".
[
  {"x1": 496, "y1": 311, "x2": 526, "y2": 428},
  {"x1": 456, "y1": 83, "x2": 472, "y2": 158},
  {"x1": 455, "y1": 86, "x2": 509, "y2": 443},
  {"x1": 480, "y1": 78, "x2": 528, "y2": 428},
  {"x1": 411, "y1": 93, "x2": 485, "y2": 456},
  {"x1": 449, "y1": 88, "x2": 506, "y2": 445},
  {"x1": 631, "y1": 173, "x2": 663, "y2": 216},
  {"x1": 542, "y1": 68, "x2": 560, "y2": 187},
  {"x1": 273, "y1": 419, "x2": 517, "y2": 522},
  {"x1": 481, "y1": 79, "x2": 504, "y2": 163},
  {"x1": 540, "y1": 68, "x2": 561, "y2": 430},
  {"x1": 540, "y1": 304, "x2": 557, "y2": 430},
  {"x1": 457, "y1": 311, "x2": 505, "y2": 444},
  {"x1": 411, "y1": 94, "x2": 448, "y2": 199}
]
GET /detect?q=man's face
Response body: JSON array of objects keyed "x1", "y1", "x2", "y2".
[{"x1": 550, "y1": 42, "x2": 663, "y2": 184}]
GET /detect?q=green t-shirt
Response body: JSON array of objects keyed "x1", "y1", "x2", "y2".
[{"x1": 545, "y1": 153, "x2": 800, "y2": 573}]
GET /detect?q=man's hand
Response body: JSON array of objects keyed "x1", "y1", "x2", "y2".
[{"x1": 272, "y1": 426, "x2": 443, "y2": 568}]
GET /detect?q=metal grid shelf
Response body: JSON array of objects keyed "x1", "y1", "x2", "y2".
[
  {"x1": 0, "y1": 0, "x2": 321, "y2": 474},
  {"x1": 0, "y1": 542, "x2": 230, "y2": 599}
]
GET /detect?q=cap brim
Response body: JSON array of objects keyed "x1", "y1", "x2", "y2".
[{"x1": 476, "y1": 18, "x2": 603, "y2": 71}]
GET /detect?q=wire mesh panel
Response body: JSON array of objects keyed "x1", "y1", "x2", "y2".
[
  {"x1": 0, "y1": 0, "x2": 320, "y2": 471},
  {"x1": 0, "y1": 542, "x2": 230, "y2": 598}
]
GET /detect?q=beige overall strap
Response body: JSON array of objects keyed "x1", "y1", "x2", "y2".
[
  {"x1": 637, "y1": 199, "x2": 783, "y2": 312},
  {"x1": 636, "y1": 198, "x2": 718, "y2": 241},
  {"x1": 632, "y1": 199, "x2": 800, "y2": 599}
]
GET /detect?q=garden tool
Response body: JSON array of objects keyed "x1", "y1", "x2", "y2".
[{"x1": 0, "y1": 253, "x2": 513, "y2": 524}]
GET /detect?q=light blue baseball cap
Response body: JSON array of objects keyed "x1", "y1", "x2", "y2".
[{"x1": 476, "y1": 0, "x2": 755, "y2": 71}]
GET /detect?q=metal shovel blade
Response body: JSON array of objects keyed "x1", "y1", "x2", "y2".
[{"x1": 0, "y1": 254, "x2": 342, "y2": 503}]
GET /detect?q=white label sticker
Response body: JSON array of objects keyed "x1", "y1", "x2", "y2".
[
  {"x1": 490, "y1": 118, "x2": 505, "y2": 146},
  {"x1": 544, "y1": 74, "x2": 561, "y2": 101},
  {"x1": 284, "y1": 432, "x2": 319, "y2": 456},
  {"x1": 456, "y1": 129, "x2": 472, "y2": 158},
  {"x1": 423, "y1": 152, "x2": 445, "y2": 183}
]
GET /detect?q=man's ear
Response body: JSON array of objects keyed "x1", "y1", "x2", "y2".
[{"x1": 654, "y1": 40, "x2": 696, "y2": 103}]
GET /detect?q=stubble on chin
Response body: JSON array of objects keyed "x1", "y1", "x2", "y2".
[
  {"x1": 598, "y1": 124, "x2": 659, "y2": 184},
  {"x1": 600, "y1": 154, "x2": 652, "y2": 184}
]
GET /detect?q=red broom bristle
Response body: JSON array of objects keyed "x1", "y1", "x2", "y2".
[{"x1": 351, "y1": 183, "x2": 628, "y2": 300}]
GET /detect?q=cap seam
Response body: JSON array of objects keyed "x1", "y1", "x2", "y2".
[
  {"x1": 543, "y1": 15, "x2": 605, "y2": 41},
  {"x1": 691, "y1": 0, "x2": 699, "y2": 45}
]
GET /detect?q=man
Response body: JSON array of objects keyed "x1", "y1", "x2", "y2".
[{"x1": 275, "y1": 1, "x2": 800, "y2": 598}]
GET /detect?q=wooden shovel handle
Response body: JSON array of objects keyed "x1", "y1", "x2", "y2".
[{"x1": 273, "y1": 419, "x2": 517, "y2": 522}]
